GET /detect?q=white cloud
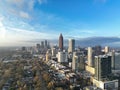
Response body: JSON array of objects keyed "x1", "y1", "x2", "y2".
[
  {"x1": 5, "y1": 0, "x2": 47, "y2": 10},
  {"x1": 5, "y1": 0, "x2": 27, "y2": 6},
  {"x1": 38, "y1": 0, "x2": 47, "y2": 4},
  {"x1": 0, "y1": 13, "x2": 58, "y2": 46},
  {"x1": 19, "y1": 11, "x2": 30, "y2": 19},
  {"x1": 1, "y1": 0, "x2": 48, "y2": 20},
  {"x1": 0, "y1": 17, "x2": 6, "y2": 39},
  {"x1": 28, "y1": 0, "x2": 35, "y2": 10},
  {"x1": 0, "y1": 25, "x2": 58, "y2": 46},
  {"x1": 65, "y1": 29, "x2": 96, "y2": 39}
]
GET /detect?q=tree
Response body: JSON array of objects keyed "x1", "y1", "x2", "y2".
[
  {"x1": 43, "y1": 73, "x2": 51, "y2": 83},
  {"x1": 47, "y1": 81, "x2": 54, "y2": 90}
]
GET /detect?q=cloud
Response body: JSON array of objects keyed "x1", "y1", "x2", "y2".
[
  {"x1": 65, "y1": 29, "x2": 96, "y2": 39},
  {"x1": 28, "y1": 0, "x2": 36, "y2": 10},
  {"x1": 38, "y1": 0, "x2": 47, "y2": 4},
  {"x1": 4, "y1": 0, "x2": 47, "y2": 10},
  {"x1": 0, "y1": 0, "x2": 47, "y2": 19},
  {"x1": 0, "y1": 16, "x2": 6, "y2": 39},
  {"x1": 19, "y1": 11, "x2": 30, "y2": 19},
  {"x1": 0, "y1": 25, "x2": 58, "y2": 46}
]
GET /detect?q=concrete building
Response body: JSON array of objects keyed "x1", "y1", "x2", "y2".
[
  {"x1": 72, "y1": 52, "x2": 79, "y2": 71},
  {"x1": 41, "y1": 41, "x2": 44, "y2": 48},
  {"x1": 46, "y1": 49, "x2": 51, "y2": 61},
  {"x1": 88, "y1": 47, "x2": 94, "y2": 67},
  {"x1": 93, "y1": 78, "x2": 118, "y2": 90},
  {"x1": 95, "y1": 55, "x2": 111, "y2": 81},
  {"x1": 83, "y1": 86, "x2": 102, "y2": 90},
  {"x1": 93, "y1": 45, "x2": 102, "y2": 56},
  {"x1": 52, "y1": 48, "x2": 57, "y2": 57},
  {"x1": 21, "y1": 47, "x2": 26, "y2": 51},
  {"x1": 68, "y1": 39, "x2": 75, "y2": 53},
  {"x1": 104, "y1": 46, "x2": 109, "y2": 54},
  {"x1": 72, "y1": 52, "x2": 85, "y2": 71},
  {"x1": 57, "y1": 51, "x2": 68, "y2": 63},
  {"x1": 59, "y1": 33, "x2": 63, "y2": 51},
  {"x1": 108, "y1": 51, "x2": 115, "y2": 70},
  {"x1": 85, "y1": 65, "x2": 95, "y2": 75},
  {"x1": 113, "y1": 52, "x2": 120, "y2": 70},
  {"x1": 36, "y1": 44, "x2": 40, "y2": 49}
]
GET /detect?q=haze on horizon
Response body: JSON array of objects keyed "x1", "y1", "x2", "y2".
[{"x1": 0, "y1": 0, "x2": 120, "y2": 47}]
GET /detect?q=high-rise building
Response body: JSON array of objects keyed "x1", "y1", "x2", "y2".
[
  {"x1": 52, "y1": 48, "x2": 56, "y2": 57},
  {"x1": 68, "y1": 39, "x2": 75, "y2": 53},
  {"x1": 46, "y1": 49, "x2": 51, "y2": 61},
  {"x1": 110, "y1": 50, "x2": 115, "y2": 70},
  {"x1": 58, "y1": 51, "x2": 68, "y2": 63},
  {"x1": 104, "y1": 46, "x2": 109, "y2": 54},
  {"x1": 72, "y1": 52, "x2": 79, "y2": 71},
  {"x1": 113, "y1": 52, "x2": 120, "y2": 70},
  {"x1": 95, "y1": 55, "x2": 111, "y2": 81},
  {"x1": 21, "y1": 47, "x2": 26, "y2": 51},
  {"x1": 93, "y1": 45, "x2": 102, "y2": 56},
  {"x1": 36, "y1": 44, "x2": 40, "y2": 49},
  {"x1": 41, "y1": 41, "x2": 44, "y2": 48},
  {"x1": 72, "y1": 52, "x2": 85, "y2": 71},
  {"x1": 59, "y1": 33, "x2": 63, "y2": 51},
  {"x1": 45, "y1": 40, "x2": 47, "y2": 48},
  {"x1": 88, "y1": 47, "x2": 93, "y2": 67}
]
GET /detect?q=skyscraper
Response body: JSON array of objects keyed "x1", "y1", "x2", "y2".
[
  {"x1": 59, "y1": 33, "x2": 63, "y2": 51},
  {"x1": 58, "y1": 51, "x2": 68, "y2": 63},
  {"x1": 68, "y1": 39, "x2": 75, "y2": 53},
  {"x1": 41, "y1": 41, "x2": 44, "y2": 48},
  {"x1": 36, "y1": 44, "x2": 40, "y2": 49},
  {"x1": 72, "y1": 52, "x2": 85, "y2": 71},
  {"x1": 111, "y1": 50, "x2": 115, "y2": 70},
  {"x1": 93, "y1": 45, "x2": 102, "y2": 56},
  {"x1": 88, "y1": 47, "x2": 93, "y2": 67},
  {"x1": 104, "y1": 46, "x2": 109, "y2": 54},
  {"x1": 45, "y1": 40, "x2": 47, "y2": 48},
  {"x1": 95, "y1": 55, "x2": 111, "y2": 81}
]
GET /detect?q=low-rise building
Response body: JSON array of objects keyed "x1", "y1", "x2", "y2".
[{"x1": 92, "y1": 78, "x2": 118, "y2": 90}]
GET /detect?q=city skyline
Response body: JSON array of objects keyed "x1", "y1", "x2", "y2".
[{"x1": 0, "y1": 0, "x2": 120, "y2": 46}]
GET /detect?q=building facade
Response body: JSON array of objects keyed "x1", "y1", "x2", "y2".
[
  {"x1": 68, "y1": 39, "x2": 75, "y2": 53},
  {"x1": 59, "y1": 33, "x2": 63, "y2": 51},
  {"x1": 95, "y1": 55, "x2": 111, "y2": 81},
  {"x1": 58, "y1": 51, "x2": 68, "y2": 63},
  {"x1": 88, "y1": 47, "x2": 94, "y2": 67}
]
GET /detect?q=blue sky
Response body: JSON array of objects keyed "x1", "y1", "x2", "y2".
[{"x1": 0, "y1": 0, "x2": 120, "y2": 46}]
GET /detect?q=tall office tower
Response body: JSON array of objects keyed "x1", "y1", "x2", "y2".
[
  {"x1": 46, "y1": 50, "x2": 51, "y2": 61},
  {"x1": 36, "y1": 44, "x2": 40, "y2": 49},
  {"x1": 59, "y1": 33, "x2": 63, "y2": 51},
  {"x1": 68, "y1": 39, "x2": 75, "y2": 53},
  {"x1": 114, "y1": 52, "x2": 120, "y2": 70},
  {"x1": 94, "y1": 45, "x2": 102, "y2": 55},
  {"x1": 104, "y1": 46, "x2": 109, "y2": 54},
  {"x1": 95, "y1": 55, "x2": 111, "y2": 81},
  {"x1": 45, "y1": 40, "x2": 47, "y2": 48},
  {"x1": 21, "y1": 47, "x2": 26, "y2": 51},
  {"x1": 47, "y1": 42, "x2": 50, "y2": 49},
  {"x1": 72, "y1": 52, "x2": 79, "y2": 71},
  {"x1": 111, "y1": 50, "x2": 115, "y2": 70},
  {"x1": 52, "y1": 48, "x2": 56, "y2": 57},
  {"x1": 58, "y1": 51, "x2": 68, "y2": 63},
  {"x1": 88, "y1": 47, "x2": 93, "y2": 67},
  {"x1": 41, "y1": 41, "x2": 44, "y2": 48},
  {"x1": 72, "y1": 52, "x2": 85, "y2": 71}
]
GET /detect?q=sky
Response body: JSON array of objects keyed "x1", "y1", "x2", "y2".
[{"x1": 0, "y1": 0, "x2": 120, "y2": 46}]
